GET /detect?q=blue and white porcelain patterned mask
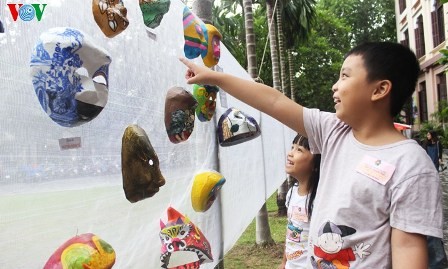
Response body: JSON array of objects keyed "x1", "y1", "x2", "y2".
[{"x1": 30, "y1": 27, "x2": 112, "y2": 127}]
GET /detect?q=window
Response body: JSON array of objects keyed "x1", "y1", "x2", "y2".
[
  {"x1": 418, "y1": 81, "x2": 428, "y2": 122},
  {"x1": 400, "y1": 30, "x2": 409, "y2": 47},
  {"x1": 415, "y1": 15, "x2": 426, "y2": 58},
  {"x1": 399, "y1": 0, "x2": 406, "y2": 13},
  {"x1": 432, "y1": 0, "x2": 445, "y2": 47},
  {"x1": 437, "y1": 73, "x2": 447, "y2": 103}
]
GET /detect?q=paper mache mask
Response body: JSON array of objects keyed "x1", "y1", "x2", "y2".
[
  {"x1": 43, "y1": 233, "x2": 115, "y2": 269},
  {"x1": 121, "y1": 124, "x2": 166, "y2": 203},
  {"x1": 92, "y1": 0, "x2": 129, "y2": 38},
  {"x1": 139, "y1": 0, "x2": 171, "y2": 29},
  {"x1": 183, "y1": 6, "x2": 208, "y2": 60},
  {"x1": 217, "y1": 108, "x2": 261, "y2": 147},
  {"x1": 202, "y1": 24, "x2": 222, "y2": 68},
  {"x1": 160, "y1": 207, "x2": 213, "y2": 268},
  {"x1": 192, "y1": 84, "x2": 219, "y2": 122},
  {"x1": 165, "y1": 86, "x2": 198, "y2": 144},
  {"x1": 191, "y1": 170, "x2": 226, "y2": 212},
  {"x1": 30, "y1": 27, "x2": 111, "y2": 127}
]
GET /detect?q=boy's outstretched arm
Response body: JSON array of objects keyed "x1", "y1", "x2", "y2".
[
  {"x1": 180, "y1": 58, "x2": 307, "y2": 136},
  {"x1": 391, "y1": 228, "x2": 427, "y2": 268}
]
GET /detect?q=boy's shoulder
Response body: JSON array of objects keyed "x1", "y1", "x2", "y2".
[{"x1": 382, "y1": 139, "x2": 437, "y2": 179}]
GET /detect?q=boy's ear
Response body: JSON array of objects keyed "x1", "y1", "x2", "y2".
[{"x1": 371, "y1": 80, "x2": 392, "y2": 101}]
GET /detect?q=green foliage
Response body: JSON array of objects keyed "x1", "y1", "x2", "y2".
[
  {"x1": 293, "y1": 9, "x2": 351, "y2": 111},
  {"x1": 416, "y1": 121, "x2": 446, "y2": 146},
  {"x1": 214, "y1": 0, "x2": 395, "y2": 112},
  {"x1": 212, "y1": 7, "x2": 246, "y2": 65},
  {"x1": 423, "y1": 100, "x2": 448, "y2": 147},
  {"x1": 281, "y1": 0, "x2": 317, "y2": 48},
  {"x1": 319, "y1": 0, "x2": 396, "y2": 45},
  {"x1": 416, "y1": 101, "x2": 448, "y2": 147},
  {"x1": 434, "y1": 100, "x2": 448, "y2": 123},
  {"x1": 437, "y1": 48, "x2": 448, "y2": 72}
]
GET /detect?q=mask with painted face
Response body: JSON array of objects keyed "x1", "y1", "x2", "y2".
[
  {"x1": 160, "y1": 207, "x2": 213, "y2": 269},
  {"x1": 139, "y1": 0, "x2": 171, "y2": 29},
  {"x1": 44, "y1": 233, "x2": 115, "y2": 269},
  {"x1": 217, "y1": 107, "x2": 261, "y2": 146},
  {"x1": 121, "y1": 124, "x2": 166, "y2": 203},
  {"x1": 30, "y1": 27, "x2": 111, "y2": 127},
  {"x1": 202, "y1": 24, "x2": 222, "y2": 68},
  {"x1": 192, "y1": 84, "x2": 219, "y2": 122},
  {"x1": 191, "y1": 170, "x2": 226, "y2": 212},
  {"x1": 165, "y1": 86, "x2": 198, "y2": 144},
  {"x1": 182, "y1": 6, "x2": 208, "y2": 60},
  {"x1": 92, "y1": 0, "x2": 129, "y2": 38}
]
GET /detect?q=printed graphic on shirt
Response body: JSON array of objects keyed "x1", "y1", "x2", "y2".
[
  {"x1": 310, "y1": 221, "x2": 371, "y2": 269},
  {"x1": 286, "y1": 247, "x2": 305, "y2": 260},
  {"x1": 287, "y1": 205, "x2": 308, "y2": 243}
]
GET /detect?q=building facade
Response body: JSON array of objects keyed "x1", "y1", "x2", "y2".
[{"x1": 395, "y1": 0, "x2": 447, "y2": 127}]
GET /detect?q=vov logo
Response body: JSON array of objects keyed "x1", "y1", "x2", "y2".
[{"x1": 7, "y1": 3, "x2": 47, "y2": 22}]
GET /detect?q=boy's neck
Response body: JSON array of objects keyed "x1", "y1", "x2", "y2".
[{"x1": 351, "y1": 120, "x2": 406, "y2": 146}]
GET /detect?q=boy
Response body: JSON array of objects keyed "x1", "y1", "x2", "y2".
[{"x1": 180, "y1": 42, "x2": 443, "y2": 268}]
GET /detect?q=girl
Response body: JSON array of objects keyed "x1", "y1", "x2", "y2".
[
  {"x1": 423, "y1": 130, "x2": 443, "y2": 171},
  {"x1": 279, "y1": 134, "x2": 321, "y2": 269}
]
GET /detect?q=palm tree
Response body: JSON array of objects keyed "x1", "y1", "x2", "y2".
[
  {"x1": 274, "y1": 0, "x2": 316, "y2": 216},
  {"x1": 243, "y1": 0, "x2": 257, "y2": 79},
  {"x1": 280, "y1": 0, "x2": 316, "y2": 101},
  {"x1": 241, "y1": 0, "x2": 275, "y2": 246},
  {"x1": 266, "y1": 0, "x2": 282, "y2": 92},
  {"x1": 212, "y1": 2, "x2": 246, "y2": 64}
]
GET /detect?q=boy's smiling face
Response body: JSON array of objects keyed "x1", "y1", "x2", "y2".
[{"x1": 332, "y1": 55, "x2": 379, "y2": 125}]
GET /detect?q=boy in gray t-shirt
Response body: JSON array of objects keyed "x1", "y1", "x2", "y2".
[
  {"x1": 304, "y1": 108, "x2": 442, "y2": 268},
  {"x1": 180, "y1": 41, "x2": 442, "y2": 268}
]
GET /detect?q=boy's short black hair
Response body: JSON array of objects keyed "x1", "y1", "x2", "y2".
[{"x1": 345, "y1": 42, "x2": 420, "y2": 117}]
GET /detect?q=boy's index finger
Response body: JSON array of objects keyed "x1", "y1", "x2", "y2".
[{"x1": 179, "y1": 57, "x2": 193, "y2": 69}]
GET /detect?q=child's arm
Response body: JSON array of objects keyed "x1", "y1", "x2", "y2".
[
  {"x1": 391, "y1": 228, "x2": 427, "y2": 268},
  {"x1": 180, "y1": 58, "x2": 307, "y2": 136}
]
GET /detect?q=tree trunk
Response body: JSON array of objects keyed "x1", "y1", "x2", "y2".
[
  {"x1": 276, "y1": 1, "x2": 288, "y2": 97},
  {"x1": 242, "y1": 0, "x2": 274, "y2": 246},
  {"x1": 191, "y1": 0, "x2": 214, "y2": 24},
  {"x1": 274, "y1": 1, "x2": 289, "y2": 215},
  {"x1": 256, "y1": 203, "x2": 275, "y2": 245},
  {"x1": 277, "y1": 180, "x2": 288, "y2": 216},
  {"x1": 243, "y1": 0, "x2": 257, "y2": 79},
  {"x1": 287, "y1": 49, "x2": 296, "y2": 102},
  {"x1": 266, "y1": 0, "x2": 282, "y2": 92}
]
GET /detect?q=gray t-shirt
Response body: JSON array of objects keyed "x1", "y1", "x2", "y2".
[{"x1": 303, "y1": 108, "x2": 443, "y2": 268}]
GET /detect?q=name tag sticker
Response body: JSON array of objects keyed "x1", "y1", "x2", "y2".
[{"x1": 356, "y1": 155, "x2": 395, "y2": 185}]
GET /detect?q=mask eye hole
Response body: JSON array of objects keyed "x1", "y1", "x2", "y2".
[{"x1": 93, "y1": 74, "x2": 107, "y2": 86}]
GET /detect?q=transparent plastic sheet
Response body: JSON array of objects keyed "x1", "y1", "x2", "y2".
[{"x1": 0, "y1": 0, "x2": 294, "y2": 267}]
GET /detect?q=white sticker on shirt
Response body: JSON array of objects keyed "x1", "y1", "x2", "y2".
[{"x1": 356, "y1": 155, "x2": 395, "y2": 185}]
